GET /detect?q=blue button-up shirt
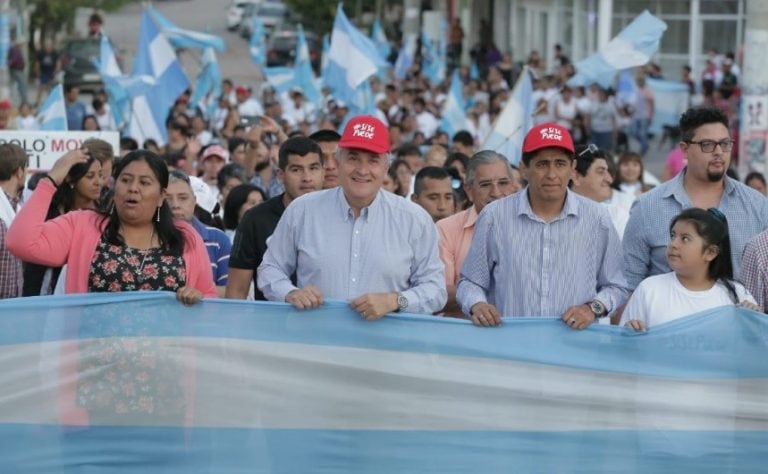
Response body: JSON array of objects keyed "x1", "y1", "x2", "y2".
[
  {"x1": 257, "y1": 187, "x2": 446, "y2": 314},
  {"x1": 622, "y1": 169, "x2": 768, "y2": 289},
  {"x1": 457, "y1": 188, "x2": 629, "y2": 317}
]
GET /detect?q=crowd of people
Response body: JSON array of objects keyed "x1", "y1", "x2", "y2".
[{"x1": 0, "y1": 13, "x2": 766, "y2": 335}]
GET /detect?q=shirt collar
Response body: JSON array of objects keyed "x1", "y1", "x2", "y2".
[
  {"x1": 516, "y1": 187, "x2": 579, "y2": 222},
  {"x1": 464, "y1": 206, "x2": 478, "y2": 229},
  {"x1": 663, "y1": 167, "x2": 737, "y2": 205},
  {"x1": 2, "y1": 189, "x2": 18, "y2": 212},
  {"x1": 337, "y1": 187, "x2": 381, "y2": 222}
]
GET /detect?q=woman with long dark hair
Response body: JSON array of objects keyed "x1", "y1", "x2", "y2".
[
  {"x1": 22, "y1": 154, "x2": 103, "y2": 295},
  {"x1": 222, "y1": 183, "x2": 266, "y2": 241},
  {"x1": 8, "y1": 149, "x2": 216, "y2": 302}
]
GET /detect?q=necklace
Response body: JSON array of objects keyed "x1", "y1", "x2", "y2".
[{"x1": 123, "y1": 227, "x2": 155, "y2": 284}]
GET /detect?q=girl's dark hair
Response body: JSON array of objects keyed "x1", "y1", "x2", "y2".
[
  {"x1": 444, "y1": 152, "x2": 470, "y2": 174},
  {"x1": 82, "y1": 114, "x2": 100, "y2": 131},
  {"x1": 670, "y1": 207, "x2": 737, "y2": 302},
  {"x1": 223, "y1": 184, "x2": 265, "y2": 230},
  {"x1": 217, "y1": 162, "x2": 247, "y2": 192},
  {"x1": 388, "y1": 158, "x2": 411, "y2": 197},
  {"x1": 745, "y1": 171, "x2": 767, "y2": 189},
  {"x1": 51, "y1": 157, "x2": 100, "y2": 214},
  {"x1": 101, "y1": 150, "x2": 185, "y2": 255}
]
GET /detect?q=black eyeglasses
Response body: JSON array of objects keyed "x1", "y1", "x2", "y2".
[{"x1": 686, "y1": 139, "x2": 735, "y2": 153}]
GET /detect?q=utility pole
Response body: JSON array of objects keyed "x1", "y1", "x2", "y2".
[
  {"x1": 402, "y1": 0, "x2": 420, "y2": 37},
  {"x1": 740, "y1": 1, "x2": 768, "y2": 178}
]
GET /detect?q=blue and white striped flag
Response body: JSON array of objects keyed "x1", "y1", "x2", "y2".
[
  {"x1": 370, "y1": 18, "x2": 391, "y2": 62},
  {"x1": 295, "y1": 25, "x2": 322, "y2": 106},
  {"x1": 440, "y1": 69, "x2": 468, "y2": 137},
  {"x1": 129, "y1": 9, "x2": 190, "y2": 145},
  {"x1": 325, "y1": 4, "x2": 386, "y2": 105},
  {"x1": 646, "y1": 77, "x2": 690, "y2": 135},
  {"x1": 147, "y1": 5, "x2": 225, "y2": 52},
  {"x1": 249, "y1": 16, "x2": 266, "y2": 67},
  {"x1": 264, "y1": 66, "x2": 297, "y2": 93},
  {"x1": 189, "y1": 47, "x2": 222, "y2": 119},
  {"x1": 0, "y1": 293, "x2": 767, "y2": 472},
  {"x1": 393, "y1": 33, "x2": 416, "y2": 81},
  {"x1": 568, "y1": 10, "x2": 667, "y2": 88},
  {"x1": 482, "y1": 67, "x2": 535, "y2": 165},
  {"x1": 36, "y1": 83, "x2": 67, "y2": 131},
  {"x1": 320, "y1": 33, "x2": 330, "y2": 86}
]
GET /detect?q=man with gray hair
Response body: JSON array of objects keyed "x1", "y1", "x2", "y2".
[
  {"x1": 258, "y1": 115, "x2": 446, "y2": 318},
  {"x1": 437, "y1": 150, "x2": 521, "y2": 315}
]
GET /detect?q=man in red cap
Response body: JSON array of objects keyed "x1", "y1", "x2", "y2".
[
  {"x1": 258, "y1": 115, "x2": 446, "y2": 318},
  {"x1": 456, "y1": 122, "x2": 629, "y2": 329}
]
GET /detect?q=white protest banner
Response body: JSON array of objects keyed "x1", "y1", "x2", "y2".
[{"x1": 0, "y1": 130, "x2": 120, "y2": 170}]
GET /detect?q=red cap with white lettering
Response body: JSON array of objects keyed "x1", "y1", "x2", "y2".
[
  {"x1": 338, "y1": 115, "x2": 390, "y2": 154},
  {"x1": 522, "y1": 122, "x2": 575, "y2": 155}
]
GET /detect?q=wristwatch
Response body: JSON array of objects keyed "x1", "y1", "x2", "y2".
[
  {"x1": 396, "y1": 293, "x2": 409, "y2": 312},
  {"x1": 589, "y1": 299, "x2": 608, "y2": 318}
]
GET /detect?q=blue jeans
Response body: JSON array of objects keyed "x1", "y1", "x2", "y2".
[{"x1": 630, "y1": 118, "x2": 650, "y2": 156}]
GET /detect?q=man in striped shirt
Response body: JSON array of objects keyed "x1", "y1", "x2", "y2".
[
  {"x1": 457, "y1": 123, "x2": 629, "y2": 329},
  {"x1": 166, "y1": 171, "x2": 231, "y2": 296}
]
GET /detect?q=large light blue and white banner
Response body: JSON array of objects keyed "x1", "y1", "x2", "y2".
[{"x1": 0, "y1": 293, "x2": 766, "y2": 472}]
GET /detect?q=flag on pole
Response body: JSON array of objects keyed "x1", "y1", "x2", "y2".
[
  {"x1": 440, "y1": 69, "x2": 469, "y2": 137},
  {"x1": 325, "y1": 4, "x2": 386, "y2": 106},
  {"x1": 294, "y1": 25, "x2": 322, "y2": 106},
  {"x1": 129, "y1": 9, "x2": 190, "y2": 145},
  {"x1": 147, "y1": 5, "x2": 225, "y2": 52},
  {"x1": 264, "y1": 66, "x2": 297, "y2": 93},
  {"x1": 482, "y1": 67, "x2": 535, "y2": 165},
  {"x1": 421, "y1": 31, "x2": 445, "y2": 85},
  {"x1": 393, "y1": 33, "x2": 417, "y2": 81},
  {"x1": 370, "y1": 18, "x2": 391, "y2": 61},
  {"x1": 249, "y1": 16, "x2": 266, "y2": 67},
  {"x1": 36, "y1": 83, "x2": 67, "y2": 130},
  {"x1": 568, "y1": 10, "x2": 667, "y2": 88},
  {"x1": 189, "y1": 47, "x2": 222, "y2": 119}
]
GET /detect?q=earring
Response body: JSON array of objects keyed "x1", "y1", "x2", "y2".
[
  {"x1": 108, "y1": 202, "x2": 114, "y2": 215},
  {"x1": 156, "y1": 206, "x2": 161, "y2": 222}
]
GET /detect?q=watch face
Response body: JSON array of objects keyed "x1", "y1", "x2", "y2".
[
  {"x1": 398, "y1": 295, "x2": 408, "y2": 310},
  {"x1": 590, "y1": 301, "x2": 604, "y2": 315}
]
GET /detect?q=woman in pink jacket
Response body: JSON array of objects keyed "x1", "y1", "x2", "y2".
[{"x1": 8, "y1": 148, "x2": 217, "y2": 301}]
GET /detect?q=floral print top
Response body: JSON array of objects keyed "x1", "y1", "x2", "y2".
[
  {"x1": 88, "y1": 235, "x2": 186, "y2": 292},
  {"x1": 79, "y1": 234, "x2": 188, "y2": 419}
]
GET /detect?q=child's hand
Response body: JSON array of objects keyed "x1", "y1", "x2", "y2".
[
  {"x1": 625, "y1": 319, "x2": 646, "y2": 332},
  {"x1": 738, "y1": 300, "x2": 762, "y2": 312}
]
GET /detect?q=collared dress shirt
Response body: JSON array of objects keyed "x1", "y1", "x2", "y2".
[
  {"x1": 740, "y1": 229, "x2": 768, "y2": 312},
  {"x1": 191, "y1": 217, "x2": 231, "y2": 287},
  {"x1": 457, "y1": 188, "x2": 629, "y2": 317},
  {"x1": 437, "y1": 206, "x2": 478, "y2": 288},
  {"x1": 622, "y1": 169, "x2": 768, "y2": 289},
  {"x1": 258, "y1": 187, "x2": 446, "y2": 314}
]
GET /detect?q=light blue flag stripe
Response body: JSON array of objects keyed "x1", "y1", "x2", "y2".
[
  {"x1": 36, "y1": 83, "x2": 67, "y2": 130},
  {"x1": 0, "y1": 293, "x2": 767, "y2": 472},
  {"x1": 249, "y1": 16, "x2": 266, "y2": 67},
  {"x1": 482, "y1": 67, "x2": 534, "y2": 165},
  {"x1": 190, "y1": 47, "x2": 222, "y2": 118},
  {"x1": 568, "y1": 10, "x2": 667, "y2": 88},
  {"x1": 325, "y1": 4, "x2": 386, "y2": 106},
  {"x1": 148, "y1": 5, "x2": 225, "y2": 52}
]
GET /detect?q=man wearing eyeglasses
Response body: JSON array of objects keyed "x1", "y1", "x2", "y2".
[
  {"x1": 623, "y1": 106, "x2": 768, "y2": 295},
  {"x1": 436, "y1": 150, "x2": 520, "y2": 316}
]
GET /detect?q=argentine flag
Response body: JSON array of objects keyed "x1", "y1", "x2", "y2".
[
  {"x1": 0, "y1": 293, "x2": 767, "y2": 472},
  {"x1": 294, "y1": 25, "x2": 322, "y2": 106},
  {"x1": 325, "y1": 4, "x2": 386, "y2": 106},
  {"x1": 249, "y1": 16, "x2": 266, "y2": 67},
  {"x1": 129, "y1": 9, "x2": 190, "y2": 145},
  {"x1": 147, "y1": 5, "x2": 225, "y2": 52},
  {"x1": 482, "y1": 67, "x2": 535, "y2": 165},
  {"x1": 393, "y1": 33, "x2": 416, "y2": 81},
  {"x1": 440, "y1": 69, "x2": 468, "y2": 137},
  {"x1": 569, "y1": 10, "x2": 667, "y2": 88},
  {"x1": 36, "y1": 83, "x2": 67, "y2": 131},
  {"x1": 190, "y1": 47, "x2": 222, "y2": 119}
]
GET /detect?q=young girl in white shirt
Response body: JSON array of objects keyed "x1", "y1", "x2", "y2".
[{"x1": 621, "y1": 208, "x2": 761, "y2": 331}]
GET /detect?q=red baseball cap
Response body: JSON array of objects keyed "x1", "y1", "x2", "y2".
[
  {"x1": 339, "y1": 115, "x2": 390, "y2": 154},
  {"x1": 522, "y1": 122, "x2": 575, "y2": 155}
]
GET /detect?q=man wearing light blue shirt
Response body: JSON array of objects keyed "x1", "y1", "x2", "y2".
[
  {"x1": 257, "y1": 115, "x2": 446, "y2": 318},
  {"x1": 457, "y1": 122, "x2": 629, "y2": 329},
  {"x1": 623, "y1": 106, "x2": 768, "y2": 290}
]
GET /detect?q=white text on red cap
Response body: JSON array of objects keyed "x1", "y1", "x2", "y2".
[
  {"x1": 353, "y1": 123, "x2": 375, "y2": 140},
  {"x1": 540, "y1": 127, "x2": 563, "y2": 142}
]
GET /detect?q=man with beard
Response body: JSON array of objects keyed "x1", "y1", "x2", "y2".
[
  {"x1": 623, "y1": 106, "x2": 768, "y2": 291},
  {"x1": 226, "y1": 137, "x2": 324, "y2": 300}
]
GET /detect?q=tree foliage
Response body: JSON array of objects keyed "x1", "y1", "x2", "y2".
[
  {"x1": 27, "y1": 0, "x2": 138, "y2": 40},
  {"x1": 283, "y1": 0, "x2": 379, "y2": 36}
]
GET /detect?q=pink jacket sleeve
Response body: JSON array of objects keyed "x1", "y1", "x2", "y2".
[
  {"x1": 7, "y1": 179, "x2": 76, "y2": 267},
  {"x1": 178, "y1": 221, "x2": 218, "y2": 298}
]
